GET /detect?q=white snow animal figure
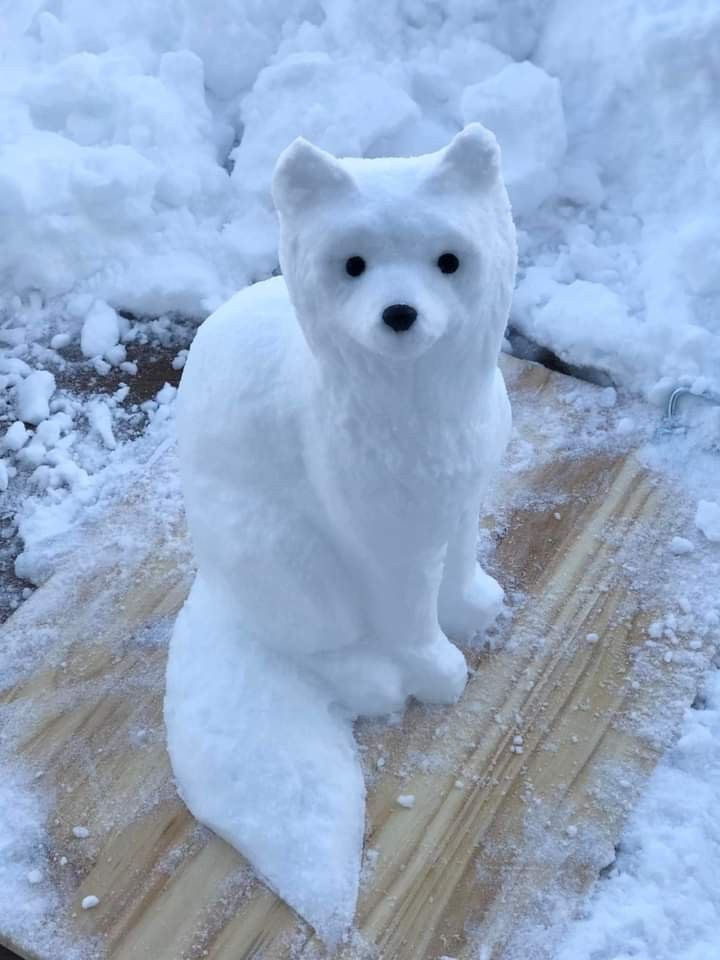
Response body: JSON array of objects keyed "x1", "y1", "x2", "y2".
[{"x1": 165, "y1": 123, "x2": 517, "y2": 944}]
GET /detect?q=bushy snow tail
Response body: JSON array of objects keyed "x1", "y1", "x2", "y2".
[{"x1": 164, "y1": 575, "x2": 364, "y2": 945}]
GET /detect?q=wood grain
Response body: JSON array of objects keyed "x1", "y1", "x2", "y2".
[{"x1": 0, "y1": 357, "x2": 704, "y2": 960}]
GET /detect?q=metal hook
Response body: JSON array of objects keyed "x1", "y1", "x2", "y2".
[{"x1": 666, "y1": 386, "x2": 720, "y2": 420}]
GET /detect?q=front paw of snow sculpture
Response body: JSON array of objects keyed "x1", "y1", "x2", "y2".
[
  {"x1": 439, "y1": 568, "x2": 506, "y2": 643},
  {"x1": 165, "y1": 578, "x2": 364, "y2": 944},
  {"x1": 403, "y1": 635, "x2": 469, "y2": 705},
  {"x1": 166, "y1": 123, "x2": 517, "y2": 940}
]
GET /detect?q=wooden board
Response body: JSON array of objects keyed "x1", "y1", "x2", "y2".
[{"x1": 0, "y1": 357, "x2": 706, "y2": 960}]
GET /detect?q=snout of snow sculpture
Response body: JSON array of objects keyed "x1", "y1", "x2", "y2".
[{"x1": 164, "y1": 123, "x2": 517, "y2": 943}]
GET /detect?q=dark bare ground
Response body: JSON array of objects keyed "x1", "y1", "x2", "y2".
[{"x1": 1, "y1": 333, "x2": 192, "y2": 625}]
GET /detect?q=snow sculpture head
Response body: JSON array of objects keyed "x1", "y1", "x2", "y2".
[{"x1": 272, "y1": 124, "x2": 516, "y2": 365}]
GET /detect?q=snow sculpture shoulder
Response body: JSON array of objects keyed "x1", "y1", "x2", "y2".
[{"x1": 165, "y1": 124, "x2": 517, "y2": 943}]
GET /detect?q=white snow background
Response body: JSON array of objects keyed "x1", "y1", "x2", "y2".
[{"x1": 1, "y1": 0, "x2": 719, "y2": 956}]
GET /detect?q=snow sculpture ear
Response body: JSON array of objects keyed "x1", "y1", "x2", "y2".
[
  {"x1": 426, "y1": 123, "x2": 501, "y2": 194},
  {"x1": 272, "y1": 137, "x2": 357, "y2": 218}
]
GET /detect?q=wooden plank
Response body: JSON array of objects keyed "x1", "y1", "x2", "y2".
[{"x1": 0, "y1": 357, "x2": 704, "y2": 960}]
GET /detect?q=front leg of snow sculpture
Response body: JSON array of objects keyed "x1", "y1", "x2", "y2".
[{"x1": 165, "y1": 123, "x2": 517, "y2": 941}]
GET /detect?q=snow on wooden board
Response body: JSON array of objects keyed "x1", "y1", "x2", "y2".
[{"x1": 0, "y1": 357, "x2": 707, "y2": 960}]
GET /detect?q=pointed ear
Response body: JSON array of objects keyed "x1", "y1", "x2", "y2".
[
  {"x1": 426, "y1": 123, "x2": 501, "y2": 195},
  {"x1": 272, "y1": 137, "x2": 357, "y2": 218}
]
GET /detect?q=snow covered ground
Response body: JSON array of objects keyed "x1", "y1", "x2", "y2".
[
  {"x1": 1, "y1": 0, "x2": 719, "y2": 956},
  {"x1": 556, "y1": 671, "x2": 720, "y2": 960}
]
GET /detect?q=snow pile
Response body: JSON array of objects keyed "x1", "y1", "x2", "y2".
[
  {"x1": 2, "y1": 0, "x2": 718, "y2": 398},
  {"x1": 557, "y1": 671, "x2": 720, "y2": 960},
  {"x1": 0, "y1": 2, "x2": 236, "y2": 317},
  {"x1": 522, "y1": 0, "x2": 720, "y2": 396}
]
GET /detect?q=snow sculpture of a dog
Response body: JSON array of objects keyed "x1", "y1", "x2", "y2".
[{"x1": 165, "y1": 124, "x2": 517, "y2": 943}]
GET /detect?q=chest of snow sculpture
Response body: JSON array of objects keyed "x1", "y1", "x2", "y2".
[{"x1": 164, "y1": 124, "x2": 517, "y2": 944}]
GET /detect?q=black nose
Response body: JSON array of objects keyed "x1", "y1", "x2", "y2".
[{"x1": 382, "y1": 303, "x2": 418, "y2": 333}]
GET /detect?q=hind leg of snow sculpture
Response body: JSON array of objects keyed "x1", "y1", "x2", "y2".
[
  {"x1": 307, "y1": 646, "x2": 407, "y2": 717},
  {"x1": 438, "y1": 507, "x2": 504, "y2": 642}
]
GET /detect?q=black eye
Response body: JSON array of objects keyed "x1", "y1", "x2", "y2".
[
  {"x1": 345, "y1": 256, "x2": 366, "y2": 277},
  {"x1": 437, "y1": 252, "x2": 460, "y2": 274}
]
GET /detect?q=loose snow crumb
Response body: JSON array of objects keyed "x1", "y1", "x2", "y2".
[
  {"x1": 156, "y1": 383, "x2": 177, "y2": 405},
  {"x1": 3, "y1": 421, "x2": 29, "y2": 452},
  {"x1": 172, "y1": 349, "x2": 189, "y2": 370},
  {"x1": 396, "y1": 794, "x2": 415, "y2": 809},
  {"x1": 26, "y1": 869, "x2": 42, "y2": 885},
  {"x1": 586, "y1": 632, "x2": 599, "y2": 643},
  {"x1": 566, "y1": 824, "x2": 578, "y2": 838},
  {"x1": 598, "y1": 387, "x2": 617, "y2": 409},
  {"x1": 87, "y1": 401, "x2": 116, "y2": 451},
  {"x1": 16, "y1": 371, "x2": 56, "y2": 426},
  {"x1": 670, "y1": 536, "x2": 695, "y2": 555},
  {"x1": 81, "y1": 301, "x2": 120, "y2": 361},
  {"x1": 92, "y1": 357, "x2": 112, "y2": 376},
  {"x1": 81, "y1": 895, "x2": 99, "y2": 910},
  {"x1": 71, "y1": 826, "x2": 89, "y2": 839},
  {"x1": 695, "y1": 501, "x2": 720, "y2": 543}
]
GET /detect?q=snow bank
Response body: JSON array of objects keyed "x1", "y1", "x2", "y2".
[
  {"x1": 531, "y1": 0, "x2": 720, "y2": 396},
  {"x1": 557, "y1": 672, "x2": 720, "y2": 960},
  {"x1": 1, "y1": 1, "x2": 718, "y2": 399}
]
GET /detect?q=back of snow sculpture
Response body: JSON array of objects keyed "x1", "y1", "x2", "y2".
[{"x1": 164, "y1": 123, "x2": 517, "y2": 942}]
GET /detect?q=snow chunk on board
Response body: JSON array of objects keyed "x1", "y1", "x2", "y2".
[
  {"x1": 669, "y1": 536, "x2": 695, "y2": 556},
  {"x1": 695, "y1": 501, "x2": 720, "y2": 543},
  {"x1": 164, "y1": 576, "x2": 365, "y2": 945},
  {"x1": 15, "y1": 371, "x2": 56, "y2": 426}
]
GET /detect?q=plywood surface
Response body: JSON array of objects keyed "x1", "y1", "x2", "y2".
[{"x1": 0, "y1": 357, "x2": 705, "y2": 960}]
